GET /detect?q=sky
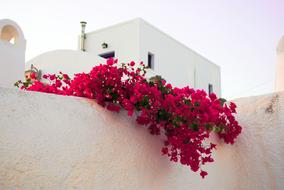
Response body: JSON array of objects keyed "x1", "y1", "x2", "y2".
[{"x1": 1, "y1": 0, "x2": 284, "y2": 99}]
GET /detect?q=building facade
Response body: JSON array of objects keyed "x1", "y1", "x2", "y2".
[
  {"x1": 28, "y1": 18, "x2": 221, "y2": 96},
  {"x1": 82, "y1": 18, "x2": 221, "y2": 96}
]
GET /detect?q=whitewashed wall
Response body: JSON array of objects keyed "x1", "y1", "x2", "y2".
[
  {"x1": 138, "y1": 19, "x2": 196, "y2": 89},
  {"x1": 0, "y1": 88, "x2": 283, "y2": 189},
  {"x1": 138, "y1": 19, "x2": 221, "y2": 96},
  {"x1": 0, "y1": 19, "x2": 25, "y2": 88},
  {"x1": 84, "y1": 19, "x2": 140, "y2": 64}
]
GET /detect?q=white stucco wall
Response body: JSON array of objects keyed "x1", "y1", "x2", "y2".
[
  {"x1": 84, "y1": 19, "x2": 140, "y2": 64},
  {"x1": 0, "y1": 88, "x2": 283, "y2": 189},
  {"x1": 138, "y1": 19, "x2": 196, "y2": 89},
  {"x1": 138, "y1": 19, "x2": 221, "y2": 96},
  {"x1": 0, "y1": 19, "x2": 26, "y2": 88},
  {"x1": 276, "y1": 36, "x2": 284, "y2": 91},
  {"x1": 27, "y1": 50, "x2": 105, "y2": 77}
]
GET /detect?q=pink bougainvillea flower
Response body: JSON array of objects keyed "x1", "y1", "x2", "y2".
[
  {"x1": 130, "y1": 61, "x2": 135, "y2": 67},
  {"x1": 17, "y1": 59, "x2": 242, "y2": 179},
  {"x1": 200, "y1": 170, "x2": 208, "y2": 178}
]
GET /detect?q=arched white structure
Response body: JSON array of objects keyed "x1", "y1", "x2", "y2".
[
  {"x1": 27, "y1": 50, "x2": 105, "y2": 78},
  {"x1": 0, "y1": 19, "x2": 26, "y2": 88},
  {"x1": 276, "y1": 36, "x2": 284, "y2": 91}
]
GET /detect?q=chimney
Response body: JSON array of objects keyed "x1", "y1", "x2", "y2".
[{"x1": 79, "y1": 21, "x2": 87, "y2": 51}]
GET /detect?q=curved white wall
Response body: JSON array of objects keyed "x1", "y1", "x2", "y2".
[
  {"x1": 276, "y1": 36, "x2": 284, "y2": 91},
  {"x1": 27, "y1": 50, "x2": 105, "y2": 78},
  {"x1": 0, "y1": 88, "x2": 283, "y2": 189},
  {"x1": 0, "y1": 19, "x2": 26, "y2": 88}
]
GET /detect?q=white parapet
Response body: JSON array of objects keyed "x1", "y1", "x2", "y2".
[
  {"x1": 27, "y1": 49, "x2": 105, "y2": 78},
  {"x1": 0, "y1": 88, "x2": 283, "y2": 189},
  {"x1": 0, "y1": 19, "x2": 26, "y2": 88}
]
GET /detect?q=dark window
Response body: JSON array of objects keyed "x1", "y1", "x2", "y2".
[
  {"x1": 99, "y1": 51, "x2": 115, "y2": 59},
  {"x1": 208, "y1": 84, "x2": 213, "y2": 94},
  {"x1": 148, "y1": 52, "x2": 154, "y2": 69}
]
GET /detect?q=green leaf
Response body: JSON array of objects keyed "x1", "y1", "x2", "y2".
[
  {"x1": 57, "y1": 75, "x2": 63, "y2": 80},
  {"x1": 194, "y1": 102, "x2": 200, "y2": 107},
  {"x1": 172, "y1": 116, "x2": 186, "y2": 128},
  {"x1": 110, "y1": 92, "x2": 119, "y2": 100},
  {"x1": 157, "y1": 109, "x2": 171, "y2": 121},
  {"x1": 148, "y1": 81, "x2": 155, "y2": 87},
  {"x1": 23, "y1": 82, "x2": 29, "y2": 88},
  {"x1": 205, "y1": 123, "x2": 213, "y2": 131},
  {"x1": 214, "y1": 126, "x2": 223, "y2": 133},
  {"x1": 218, "y1": 98, "x2": 227, "y2": 107},
  {"x1": 189, "y1": 123, "x2": 199, "y2": 131},
  {"x1": 136, "y1": 95, "x2": 150, "y2": 109},
  {"x1": 184, "y1": 99, "x2": 191, "y2": 105}
]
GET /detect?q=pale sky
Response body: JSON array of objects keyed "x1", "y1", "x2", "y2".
[{"x1": 1, "y1": 0, "x2": 284, "y2": 99}]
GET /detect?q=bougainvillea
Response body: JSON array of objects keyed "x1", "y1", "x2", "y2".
[{"x1": 16, "y1": 59, "x2": 242, "y2": 178}]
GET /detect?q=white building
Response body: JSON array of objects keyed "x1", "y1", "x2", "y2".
[
  {"x1": 28, "y1": 18, "x2": 221, "y2": 96},
  {"x1": 0, "y1": 19, "x2": 26, "y2": 88},
  {"x1": 82, "y1": 18, "x2": 221, "y2": 96},
  {"x1": 276, "y1": 36, "x2": 284, "y2": 91}
]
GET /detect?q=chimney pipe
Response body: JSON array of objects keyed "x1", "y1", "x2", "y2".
[{"x1": 79, "y1": 21, "x2": 87, "y2": 51}]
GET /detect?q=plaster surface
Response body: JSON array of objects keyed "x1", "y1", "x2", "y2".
[{"x1": 0, "y1": 88, "x2": 283, "y2": 189}]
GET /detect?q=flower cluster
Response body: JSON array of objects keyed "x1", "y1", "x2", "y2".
[{"x1": 18, "y1": 59, "x2": 242, "y2": 178}]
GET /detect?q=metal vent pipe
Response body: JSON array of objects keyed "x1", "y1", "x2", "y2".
[{"x1": 79, "y1": 21, "x2": 87, "y2": 51}]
